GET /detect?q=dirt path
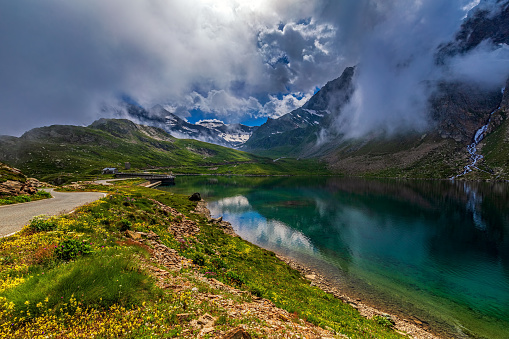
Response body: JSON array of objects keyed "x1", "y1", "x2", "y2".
[{"x1": 0, "y1": 189, "x2": 106, "y2": 237}]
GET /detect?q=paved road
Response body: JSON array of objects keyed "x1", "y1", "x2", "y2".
[{"x1": 0, "y1": 189, "x2": 106, "y2": 237}]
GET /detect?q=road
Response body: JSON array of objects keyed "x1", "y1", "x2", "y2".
[{"x1": 0, "y1": 189, "x2": 106, "y2": 237}]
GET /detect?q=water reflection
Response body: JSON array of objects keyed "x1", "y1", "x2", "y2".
[
  {"x1": 160, "y1": 176, "x2": 509, "y2": 338},
  {"x1": 209, "y1": 195, "x2": 317, "y2": 255}
]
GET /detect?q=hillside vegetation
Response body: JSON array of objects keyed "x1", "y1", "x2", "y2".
[
  {"x1": 0, "y1": 119, "x2": 329, "y2": 184},
  {"x1": 0, "y1": 181, "x2": 406, "y2": 338}
]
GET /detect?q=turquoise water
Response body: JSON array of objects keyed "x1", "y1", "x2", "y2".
[{"x1": 160, "y1": 176, "x2": 509, "y2": 338}]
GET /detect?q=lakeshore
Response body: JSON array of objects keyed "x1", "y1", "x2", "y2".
[
  {"x1": 195, "y1": 198, "x2": 440, "y2": 339},
  {"x1": 0, "y1": 181, "x2": 410, "y2": 338},
  {"x1": 160, "y1": 175, "x2": 509, "y2": 338}
]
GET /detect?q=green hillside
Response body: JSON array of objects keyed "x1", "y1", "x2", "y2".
[
  {"x1": 482, "y1": 116, "x2": 509, "y2": 180},
  {"x1": 0, "y1": 119, "x2": 329, "y2": 184}
]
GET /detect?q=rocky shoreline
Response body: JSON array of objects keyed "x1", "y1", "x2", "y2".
[
  {"x1": 195, "y1": 200, "x2": 442, "y2": 339},
  {"x1": 274, "y1": 254, "x2": 440, "y2": 339}
]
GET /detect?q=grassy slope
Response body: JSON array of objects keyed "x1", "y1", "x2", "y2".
[
  {"x1": 324, "y1": 132, "x2": 466, "y2": 179},
  {"x1": 482, "y1": 117, "x2": 509, "y2": 180},
  {"x1": 0, "y1": 182, "x2": 405, "y2": 338},
  {"x1": 0, "y1": 120, "x2": 330, "y2": 184}
]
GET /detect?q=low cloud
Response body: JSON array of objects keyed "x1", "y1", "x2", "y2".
[
  {"x1": 328, "y1": 0, "x2": 509, "y2": 138},
  {"x1": 447, "y1": 42, "x2": 509, "y2": 88},
  {"x1": 1, "y1": 0, "x2": 332, "y2": 135},
  {"x1": 260, "y1": 93, "x2": 313, "y2": 119},
  {"x1": 1, "y1": 0, "x2": 508, "y2": 138}
]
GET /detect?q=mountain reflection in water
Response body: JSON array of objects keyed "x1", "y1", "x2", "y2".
[{"x1": 160, "y1": 176, "x2": 509, "y2": 338}]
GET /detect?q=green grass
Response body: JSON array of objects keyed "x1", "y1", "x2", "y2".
[
  {"x1": 0, "y1": 181, "x2": 407, "y2": 338},
  {"x1": 0, "y1": 119, "x2": 331, "y2": 184},
  {"x1": 2, "y1": 247, "x2": 158, "y2": 320},
  {"x1": 482, "y1": 116, "x2": 509, "y2": 180},
  {"x1": 0, "y1": 191, "x2": 52, "y2": 206}
]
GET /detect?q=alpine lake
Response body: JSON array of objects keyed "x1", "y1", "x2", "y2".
[{"x1": 159, "y1": 176, "x2": 509, "y2": 339}]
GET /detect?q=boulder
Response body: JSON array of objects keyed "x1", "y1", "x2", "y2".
[
  {"x1": 222, "y1": 327, "x2": 251, "y2": 339},
  {"x1": 197, "y1": 313, "x2": 216, "y2": 327},
  {"x1": 0, "y1": 180, "x2": 38, "y2": 197},
  {"x1": 189, "y1": 192, "x2": 201, "y2": 201}
]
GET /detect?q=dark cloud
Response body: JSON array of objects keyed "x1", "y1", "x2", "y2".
[
  {"x1": 0, "y1": 0, "x2": 507, "y2": 137},
  {"x1": 327, "y1": 0, "x2": 509, "y2": 138}
]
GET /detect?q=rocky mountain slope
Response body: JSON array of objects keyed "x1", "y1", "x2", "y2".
[
  {"x1": 122, "y1": 104, "x2": 257, "y2": 149},
  {"x1": 242, "y1": 67, "x2": 355, "y2": 156},
  {"x1": 242, "y1": 1, "x2": 509, "y2": 179}
]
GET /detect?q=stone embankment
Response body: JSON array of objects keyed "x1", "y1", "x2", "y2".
[{"x1": 276, "y1": 256, "x2": 439, "y2": 339}]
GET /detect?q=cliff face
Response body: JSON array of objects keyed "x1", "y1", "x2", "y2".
[
  {"x1": 437, "y1": 0, "x2": 509, "y2": 60},
  {"x1": 430, "y1": 82, "x2": 503, "y2": 142}
]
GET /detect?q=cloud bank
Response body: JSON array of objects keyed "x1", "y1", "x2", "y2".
[
  {"x1": 0, "y1": 0, "x2": 508, "y2": 137},
  {"x1": 0, "y1": 0, "x2": 342, "y2": 135},
  {"x1": 331, "y1": 0, "x2": 509, "y2": 138}
]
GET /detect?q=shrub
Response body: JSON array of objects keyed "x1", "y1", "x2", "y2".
[
  {"x1": 36, "y1": 190, "x2": 52, "y2": 199},
  {"x1": 118, "y1": 219, "x2": 132, "y2": 232},
  {"x1": 55, "y1": 239, "x2": 93, "y2": 261},
  {"x1": 373, "y1": 314, "x2": 395, "y2": 328},
  {"x1": 225, "y1": 270, "x2": 246, "y2": 287},
  {"x1": 29, "y1": 216, "x2": 57, "y2": 232},
  {"x1": 13, "y1": 195, "x2": 31, "y2": 203},
  {"x1": 190, "y1": 252, "x2": 205, "y2": 266}
]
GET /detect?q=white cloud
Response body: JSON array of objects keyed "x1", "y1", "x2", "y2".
[
  {"x1": 0, "y1": 0, "x2": 331, "y2": 134},
  {"x1": 0, "y1": 0, "x2": 507, "y2": 138},
  {"x1": 260, "y1": 93, "x2": 314, "y2": 118}
]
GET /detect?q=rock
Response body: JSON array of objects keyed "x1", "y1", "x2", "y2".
[
  {"x1": 125, "y1": 230, "x2": 142, "y2": 240},
  {"x1": 222, "y1": 327, "x2": 252, "y2": 339},
  {"x1": 200, "y1": 326, "x2": 215, "y2": 335},
  {"x1": 147, "y1": 231, "x2": 159, "y2": 239},
  {"x1": 413, "y1": 319, "x2": 423, "y2": 325},
  {"x1": 211, "y1": 216, "x2": 223, "y2": 223},
  {"x1": 197, "y1": 313, "x2": 217, "y2": 327},
  {"x1": 26, "y1": 178, "x2": 51, "y2": 188},
  {"x1": 0, "y1": 180, "x2": 38, "y2": 197},
  {"x1": 176, "y1": 313, "x2": 193, "y2": 322},
  {"x1": 278, "y1": 313, "x2": 290, "y2": 322},
  {"x1": 305, "y1": 274, "x2": 316, "y2": 280},
  {"x1": 189, "y1": 192, "x2": 201, "y2": 201}
]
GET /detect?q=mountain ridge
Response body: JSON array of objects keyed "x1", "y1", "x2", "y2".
[
  {"x1": 0, "y1": 119, "x2": 329, "y2": 184},
  {"x1": 118, "y1": 104, "x2": 257, "y2": 149}
]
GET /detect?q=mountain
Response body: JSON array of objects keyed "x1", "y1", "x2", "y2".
[
  {"x1": 0, "y1": 119, "x2": 250, "y2": 184},
  {"x1": 242, "y1": 67, "x2": 355, "y2": 156},
  {"x1": 0, "y1": 119, "x2": 328, "y2": 184},
  {"x1": 437, "y1": 0, "x2": 509, "y2": 60},
  {"x1": 119, "y1": 104, "x2": 257, "y2": 149},
  {"x1": 242, "y1": 2, "x2": 509, "y2": 179}
]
